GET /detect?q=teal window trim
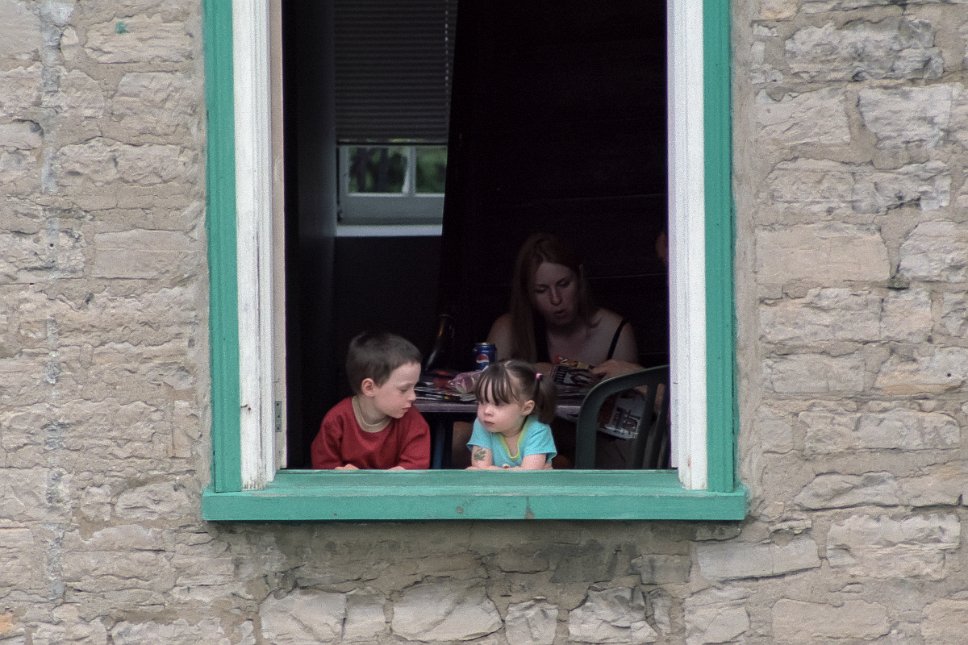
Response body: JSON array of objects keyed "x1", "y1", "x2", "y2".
[
  {"x1": 204, "y1": 0, "x2": 242, "y2": 493},
  {"x1": 204, "y1": 471, "x2": 745, "y2": 521},
  {"x1": 702, "y1": 0, "x2": 736, "y2": 494},
  {"x1": 201, "y1": 0, "x2": 745, "y2": 521}
]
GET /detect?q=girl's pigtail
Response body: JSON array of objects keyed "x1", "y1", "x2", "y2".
[{"x1": 532, "y1": 369, "x2": 557, "y2": 424}]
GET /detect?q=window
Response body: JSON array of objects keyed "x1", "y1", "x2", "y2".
[
  {"x1": 201, "y1": 0, "x2": 745, "y2": 520},
  {"x1": 334, "y1": 0, "x2": 457, "y2": 225},
  {"x1": 338, "y1": 144, "x2": 446, "y2": 225}
]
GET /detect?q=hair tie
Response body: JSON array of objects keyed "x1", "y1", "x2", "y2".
[{"x1": 535, "y1": 372, "x2": 543, "y2": 383}]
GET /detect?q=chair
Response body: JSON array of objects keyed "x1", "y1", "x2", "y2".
[{"x1": 574, "y1": 365, "x2": 670, "y2": 469}]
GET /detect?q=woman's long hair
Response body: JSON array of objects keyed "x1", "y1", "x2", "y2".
[{"x1": 508, "y1": 233, "x2": 596, "y2": 361}]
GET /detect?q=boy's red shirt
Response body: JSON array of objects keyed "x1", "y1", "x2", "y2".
[{"x1": 311, "y1": 397, "x2": 430, "y2": 469}]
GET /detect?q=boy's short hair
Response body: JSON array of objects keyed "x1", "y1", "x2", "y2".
[{"x1": 346, "y1": 331, "x2": 422, "y2": 394}]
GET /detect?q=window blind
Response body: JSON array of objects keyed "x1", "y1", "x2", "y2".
[{"x1": 334, "y1": 0, "x2": 458, "y2": 143}]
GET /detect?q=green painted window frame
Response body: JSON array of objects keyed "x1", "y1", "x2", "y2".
[{"x1": 201, "y1": 0, "x2": 746, "y2": 521}]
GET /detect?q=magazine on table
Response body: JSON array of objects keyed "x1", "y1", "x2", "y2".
[
  {"x1": 550, "y1": 357, "x2": 647, "y2": 438},
  {"x1": 596, "y1": 390, "x2": 648, "y2": 439},
  {"x1": 549, "y1": 357, "x2": 601, "y2": 390}
]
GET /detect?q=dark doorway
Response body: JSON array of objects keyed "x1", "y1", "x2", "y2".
[{"x1": 438, "y1": 0, "x2": 668, "y2": 370}]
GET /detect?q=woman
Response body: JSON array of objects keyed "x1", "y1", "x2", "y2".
[
  {"x1": 487, "y1": 232, "x2": 638, "y2": 370},
  {"x1": 456, "y1": 233, "x2": 637, "y2": 468}
]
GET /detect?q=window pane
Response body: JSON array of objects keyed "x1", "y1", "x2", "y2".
[
  {"x1": 348, "y1": 146, "x2": 407, "y2": 193},
  {"x1": 415, "y1": 146, "x2": 447, "y2": 194}
]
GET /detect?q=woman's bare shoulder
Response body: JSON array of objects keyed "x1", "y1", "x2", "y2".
[
  {"x1": 592, "y1": 307, "x2": 626, "y2": 329},
  {"x1": 488, "y1": 312, "x2": 512, "y2": 335},
  {"x1": 487, "y1": 313, "x2": 514, "y2": 360}
]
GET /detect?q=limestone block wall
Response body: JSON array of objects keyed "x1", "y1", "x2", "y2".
[{"x1": 0, "y1": 0, "x2": 966, "y2": 643}]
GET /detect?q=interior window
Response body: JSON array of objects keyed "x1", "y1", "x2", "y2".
[{"x1": 333, "y1": 0, "x2": 457, "y2": 225}]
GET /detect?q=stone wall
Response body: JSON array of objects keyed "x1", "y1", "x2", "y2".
[{"x1": 1, "y1": 0, "x2": 966, "y2": 643}]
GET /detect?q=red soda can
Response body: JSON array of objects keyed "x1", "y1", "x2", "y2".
[{"x1": 473, "y1": 342, "x2": 496, "y2": 370}]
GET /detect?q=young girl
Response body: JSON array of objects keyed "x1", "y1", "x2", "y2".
[{"x1": 466, "y1": 360, "x2": 558, "y2": 470}]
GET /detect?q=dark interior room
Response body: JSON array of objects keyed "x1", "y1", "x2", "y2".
[{"x1": 282, "y1": 0, "x2": 668, "y2": 468}]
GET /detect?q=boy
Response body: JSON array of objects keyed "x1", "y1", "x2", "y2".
[{"x1": 311, "y1": 332, "x2": 431, "y2": 470}]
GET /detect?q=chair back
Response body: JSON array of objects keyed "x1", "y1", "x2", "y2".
[{"x1": 574, "y1": 365, "x2": 670, "y2": 469}]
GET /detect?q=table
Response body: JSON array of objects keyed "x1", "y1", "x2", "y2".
[{"x1": 415, "y1": 398, "x2": 582, "y2": 468}]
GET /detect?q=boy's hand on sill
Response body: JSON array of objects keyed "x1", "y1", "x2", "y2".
[{"x1": 335, "y1": 464, "x2": 359, "y2": 471}]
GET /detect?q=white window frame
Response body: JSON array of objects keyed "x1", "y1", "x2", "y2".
[{"x1": 230, "y1": 0, "x2": 710, "y2": 491}]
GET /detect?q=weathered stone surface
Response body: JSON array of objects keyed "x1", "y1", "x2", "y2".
[
  {"x1": 392, "y1": 579, "x2": 501, "y2": 641},
  {"x1": 826, "y1": 514, "x2": 960, "y2": 580},
  {"x1": 922, "y1": 598, "x2": 968, "y2": 642},
  {"x1": 0, "y1": 224, "x2": 85, "y2": 283},
  {"x1": 760, "y1": 0, "x2": 797, "y2": 20},
  {"x1": 342, "y1": 591, "x2": 388, "y2": 643},
  {"x1": 0, "y1": 121, "x2": 41, "y2": 150},
  {"x1": 0, "y1": 527, "x2": 47, "y2": 603},
  {"x1": 0, "y1": 63, "x2": 43, "y2": 116},
  {"x1": 859, "y1": 85, "x2": 954, "y2": 150},
  {"x1": 54, "y1": 139, "x2": 197, "y2": 190},
  {"x1": 647, "y1": 589, "x2": 673, "y2": 637},
  {"x1": 899, "y1": 463, "x2": 964, "y2": 507},
  {"x1": 875, "y1": 347, "x2": 968, "y2": 395},
  {"x1": 50, "y1": 69, "x2": 107, "y2": 120},
  {"x1": 772, "y1": 599, "x2": 889, "y2": 641},
  {"x1": 757, "y1": 225, "x2": 890, "y2": 285},
  {"x1": 84, "y1": 15, "x2": 194, "y2": 64},
  {"x1": 114, "y1": 481, "x2": 196, "y2": 522},
  {"x1": 756, "y1": 407, "x2": 795, "y2": 455},
  {"x1": 93, "y1": 229, "x2": 197, "y2": 280},
  {"x1": 2, "y1": 1, "x2": 968, "y2": 642},
  {"x1": 170, "y1": 551, "x2": 239, "y2": 604},
  {"x1": 795, "y1": 472, "x2": 901, "y2": 509},
  {"x1": 760, "y1": 289, "x2": 879, "y2": 344},
  {"x1": 630, "y1": 554, "x2": 691, "y2": 584},
  {"x1": 763, "y1": 159, "x2": 950, "y2": 215},
  {"x1": 941, "y1": 292, "x2": 968, "y2": 337},
  {"x1": 881, "y1": 289, "x2": 932, "y2": 343},
  {"x1": 755, "y1": 88, "x2": 849, "y2": 147},
  {"x1": 493, "y1": 545, "x2": 549, "y2": 573},
  {"x1": 0, "y1": 467, "x2": 50, "y2": 523},
  {"x1": 546, "y1": 540, "x2": 617, "y2": 583},
  {"x1": 762, "y1": 287, "x2": 931, "y2": 345},
  {"x1": 111, "y1": 72, "x2": 197, "y2": 138},
  {"x1": 684, "y1": 588, "x2": 750, "y2": 645},
  {"x1": 802, "y1": 407, "x2": 960, "y2": 454},
  {"x1": 260, "y1": 590, "x2": 346, "y2": 644},
  {"x1": 764, "y1": 353, "x2": 868, "y2": 394},
  {"x1": 61, "y1": 547, "x2": 176, "y2": 594},
  {"x1": 785, "y1": 18, "x2": 942, "y2": 81},
  {"x1": 33, "y1": 604, "x2": 109, "y2": 645},
  {"x1": 0, "y1": 0, "x2": 41, "y2": 58},
  {"x1": 112, "y1": 618, "x2": 251, "y2": 645},
  {"x1": 899, "y1": 221, "x2": 968, "y2": 282},
  {"x1": 951, "y1": 84, "x2": 968, "y2": 148},
  {"x1": 0, "y1": 145, "x2": 42, "y2": 195},
  {"x1": 568, "y1": 587, "x2": 657, "y2": 644},
  {"x1": 696, "y1": 535, "x2": 820, "y2": 581},
  {"x1": 505, "y1": 600, "x2": 558, "y2": 645},
  {"x1": 803, "y1": 0, "x2": 968, "y2": 11}
]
